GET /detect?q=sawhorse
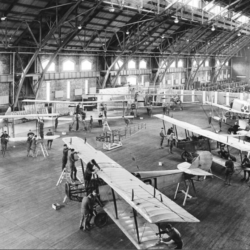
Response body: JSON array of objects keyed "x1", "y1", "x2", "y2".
[{"x1": 174, "y1": 179, "x2": 197, "y2": 206}]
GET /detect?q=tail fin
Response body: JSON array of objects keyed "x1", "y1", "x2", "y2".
[
  {"x1": 190, "y1": 151, "x2": 213, "y2": 171},
  {"x1": 5, "y1": 106, "x2": 11, "y2": 116}
]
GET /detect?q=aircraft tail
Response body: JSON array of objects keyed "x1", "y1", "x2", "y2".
[
  {"x1": 190, "y1": 151, "x2": 213, "y2": 172},
  {"x1": 5, "y1": 106, "x2": 11, "y2": 116}
]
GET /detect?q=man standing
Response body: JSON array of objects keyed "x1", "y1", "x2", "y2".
[
  {"x1": 168, "y1": 131, "x2": 176, "y2": 154},
  {"x1": 89, "y1": 116, "x2": 93, "y2": 132},
  {"x1": 98, "y1": 113, "x2": 103, "y2": 127},
  {"x1": 69, "y1": 149, "x2": 78, "y2": 181},
  {"x1": 46, "y1": 129, "x2": 54, "y2": 149},
  {"x1": 1, "y1": 131, "x2": 10, "y2": 154},
  {"x1": 30, "y1": 135, "x2": 37, "y2": 157},
  {"x1": 62, "y1": 144, "x2": 69, "y2": 171},
  {"x1": 159, "y1": 128, "x2": 166, "y2": 149},
  {"x1": 167, "y1": 127, "x2": 173, "y2": 146},
  {"x1": 26, "y1": 133, "x2": 33, "y2": 157},
  {"x1": 103, "y1": 104, "x2": 107, "y2": 118},
  {"x1": 241, "y1": 154, "x2": 250, "y2": 182},
  {"x1": 225, "y1": 157, "x2": 234, "y2": 185},
  {"x1": 84, "y1": 159, "x2": 101, "y2": 188},
  {"x1": 160, "y1": 224, "x2": 183, "y2": 249},
  {"x1": 76, "y1": 102, "x2": 81, "y2": 114}
]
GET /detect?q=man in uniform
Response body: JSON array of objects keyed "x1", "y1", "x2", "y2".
[
  {"x1": 46, "y1": 129, "x2": 54, "y2": 149},
  {"x1": 159, "y1": 128, "x2": 166, "y2": 149},
  {"x1": 62, "y1": 144, "x2": 69, "y2": 171},
  {"x1": 160, "y1": 224, "x2": 183, "y2": 249},
  {"x1": 241, "y1": 154, "x2": 250, "y2": 182},
  {"x1": 79, "y1": 190, "x2": 103, "y2": 231},
  {"x1": 225, "y1": 157, "x2": 234, "y2": 185},
  {"x1": 1, "y1": 131, "x2": 10, "y2": 154},
  {"x1": 69, "y1": 149, "x2": 78, "y2": 181},
  {"x1": 84, "y1": 159, "x2": 101, "y2": 188}
]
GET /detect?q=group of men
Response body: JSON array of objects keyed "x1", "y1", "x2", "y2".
[
  {"x1": 26, "y1": 129, "x2": 54, "y2": 157},
  {"x1": 159, "y1": 127, "x2": 176, "y2": 154},
  {"x1": 61, "y1": 144, "x2": 104, "y2": 231}
]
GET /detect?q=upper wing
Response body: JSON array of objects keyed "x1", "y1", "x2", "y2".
[
  {"x1": 0, "y1": 113, "x2": 60, "y2": 119},
  {"x1": 9, "y1": 135, "x2": 60, "y2": 142},
  {"x1": 154, "y1": 114, "x2": 250, "y2": 152},
  {"x1": 63, "y1": 137, "x2": 199, "y2": 224},
  {"x1": 22, "y1": 99, "x2": 127, "y2": 104},
  {"x1": 206, "y1": 101, "x2": 249, "y2": 115}
]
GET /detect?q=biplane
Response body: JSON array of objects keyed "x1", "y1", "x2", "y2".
[
  {"x1": 154, "y1": 114, "x2": 250, "y2": 175},
  {"x1": 206, "y1": 99, "x2": 250, "y2": 125},
  {"x1": 62, "y1": 137, "x2": 200, "y2": 249}
]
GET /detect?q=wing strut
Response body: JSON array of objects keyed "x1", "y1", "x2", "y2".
[
  {"x1": 133, "y1": 208, "x2": 140, "y2": 244},
  {"x1": 111, "y1": 188, "x2": 118, "y2": 219}
]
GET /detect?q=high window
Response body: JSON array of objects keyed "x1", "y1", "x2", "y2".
[
  {"x1": 170, "y1": 61, "x2": 176, "y2": 68},
  {"x1": 177, "y1": 60, "x2": 184, "y2": 68},
  {"x1": 128, "y1": 60, "x2": 136, "y2": 69},
  {"x1": 81, "y1": 60, "x2": 92, "y2": 71},
  {"x1": 115, "y1": 60, "x2": 123, "y2": 70},
  {"x1": 62, "y1": 60, "x2": 75, "y2": 71},
  {"x1": 205, "y1": 60, "x2": 209, "y2": 67},
  {"x1": 139, "y1": 60, "x2": 147, "y2": 69},
  {"x1": 41, "y1": 59, "x2": 55, "y2": 72}
]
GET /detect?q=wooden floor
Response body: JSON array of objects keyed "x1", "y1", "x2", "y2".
[{"x1": 1, "y1": 105, "x2": 250, "y2": 249}]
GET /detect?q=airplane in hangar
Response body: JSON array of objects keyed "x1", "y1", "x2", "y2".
[
  {"x1": 62, "y1": 137, "x2": 211, "y2": 249},
  {"x1": 154, "y1": 114, "x2": 250, "y2": 175},
  {"x1": 206, "y1": 99, "x2": 250, "y2": 124}
]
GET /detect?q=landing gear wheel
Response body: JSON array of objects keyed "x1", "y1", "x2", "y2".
[
  {"x1": 94, "y1": 213, "x2": 108, "y2": 228},
  {"x1": 181, "y1": 151, "x2": 192, "y2": 161}
]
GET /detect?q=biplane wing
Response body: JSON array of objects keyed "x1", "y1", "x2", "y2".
[
  {"x1": 42, "y1": 115, "x2": 134, "y2": 121},
  {"x1": 22, "y1": 99, "x2": 127, "y2": 104},
  {"x1": 9, "y1": 135, "x2": 60, "y2": 142},
  {"x1": 154, "y1": 114, "x2": 250, "y2": 152},
  {"x1": 0, "y1": 113, "x2": 60, "y2": 119},
  {"x1": 206, "y1": 101, "x2": 250, "y2": 116},
  {"x1": 63, "y1": 137, "x2": 198, "y2": 224}
]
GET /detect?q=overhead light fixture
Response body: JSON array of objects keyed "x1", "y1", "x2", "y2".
[
  {"x1": 78, "y1": 25, "x2": 82, "y2": 30},
  {"x1": 238, "y1": 32, "x2": 241, "y2": 36},
  {"x1": 211, "y1": 25, "x2": 215, "y2": 31},
  {"x1": 174, "y1": 16, "x2": 179, "y2": 23},
  {"x1": 126, "y1": 30, "x2": 129, "y2": 35},
  {"x1": 161, "y1": 35, "x2": 165, "y2": 39},
  {"x1": 1, "y1": 16, "x2": 6, "y2": 21},
  {"x1": 109, "y1": 4, "x2": 115, "y2": 12}
]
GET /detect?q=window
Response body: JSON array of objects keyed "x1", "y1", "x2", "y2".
[
  {"x1": 193, "y1": 60, "x2": 198, "y2": 67},
  {"x1": 128, "y1": 60, "x2": 136, "y2": 69},
  {"x1": 216, "y1": 60, "x2": 220, "y2": 66},
  {"x1": 62, "y1": 60, "x2": 75, "y2": 71},
  {"x1": 115, "y1": 60, "x2": 123, "y2": 70},
  {"x1": 81, "y1": 60, "x2": 92, "y2": 71},
  {"x1": 225, "y1": 61, "x2": 229, "y2": 66},
  {"x1": 160, "y1": 60, "x2": 167, "y2": 68},
  {"x1": 205, "y1": 60, "x2": 209, "y2": 67},
  {"x1": 177, "y1": 60, "x2": 183, "y2": 68},
  {"x1": 41, "y1": 59, "x2": 55, "y2": 72},
  {"x1": 170, "y1": 61, "x2": 176, "y2": 68},
  {"x1": 187, "y1": 0, "x2": 200, "y2": 8},
  {"x1": 139, "y1": 60, "x2": 147, "y2": 69}
]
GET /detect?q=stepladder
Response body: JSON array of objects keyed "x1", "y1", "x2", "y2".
[{"x1": 36, "y1": 141, "x2": 49, "y2": 158}]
